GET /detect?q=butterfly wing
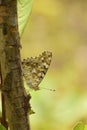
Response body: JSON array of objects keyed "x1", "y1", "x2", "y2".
[{"x1": 22, "y1": 51, "x2": 52, "y2": 90}]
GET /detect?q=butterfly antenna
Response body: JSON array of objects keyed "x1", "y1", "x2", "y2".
[{"x1": 41, "y1": 87, "x2": 56, "y2": 91}]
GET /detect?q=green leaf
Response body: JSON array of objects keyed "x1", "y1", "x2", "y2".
[
  {"x1": 74, "y1": 123, "x2": 85, "y2": 130},
  {"x1": 17, "y1": 0, "x2": 33, "y2": 36},
  {"x1": 84, "y1": 125, "x2": 87, "y2": 130},
  {"x1": 0, "y1": 124, "x2": 6, "y2": 130},
  {"x1": 29, "y1": 108, "x2": 35, "y2": 115}
]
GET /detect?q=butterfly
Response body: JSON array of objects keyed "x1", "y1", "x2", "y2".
[{"x1": 22, "y1": 51, "x2": 52, "y2": 91}]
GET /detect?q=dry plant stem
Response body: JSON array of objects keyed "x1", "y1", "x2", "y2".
[
  {"x1": 0, "y1": 1, "x2": 31, "y2": 130},
  {"x1": 0, "y1": 65, "x2": 8, "y2": 130},
  {"x1": 0, "y1": 47, "x2": 8, "y2": 129},
  {"x1": 1, "y1": 93, "x2": 8, "y2": 130}
]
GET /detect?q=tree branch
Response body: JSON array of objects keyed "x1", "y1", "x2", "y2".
[{"x1": 0, "y1": 1, "x2": 31, "y2": 130}]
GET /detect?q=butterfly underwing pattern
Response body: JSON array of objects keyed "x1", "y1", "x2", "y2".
[{"x1": 22, "y1": 51, "x2": 52, "y2": 91}]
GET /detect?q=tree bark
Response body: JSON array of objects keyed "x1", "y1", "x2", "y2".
[{"x1": 0, "y1": 0, "x2": 31, "y2": 130}]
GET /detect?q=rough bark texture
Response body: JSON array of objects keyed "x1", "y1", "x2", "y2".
[{"x1": 0, "y1": 0, "x2": 31, "y2": 130}]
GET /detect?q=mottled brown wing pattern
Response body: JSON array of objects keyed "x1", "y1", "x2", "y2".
[{"x1": 22, "y1": 51, "x2": 52, "y2": 90}]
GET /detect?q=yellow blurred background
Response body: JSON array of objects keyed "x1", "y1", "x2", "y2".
[{"x1": 21, "y1": 0, "x2": 87, "y2": 130}]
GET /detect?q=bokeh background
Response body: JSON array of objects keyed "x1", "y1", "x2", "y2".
[{"x1": 21, "y1": 0, "x2": 87, "y2": 130}]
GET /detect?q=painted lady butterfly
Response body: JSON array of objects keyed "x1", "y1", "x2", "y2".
[{"x1": 22, "y1": 51, "x2": 52, "y2": 90}]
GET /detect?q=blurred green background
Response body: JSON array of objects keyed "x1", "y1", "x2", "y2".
[{"x1": 21, "y1": 0, "x2": 87, "y2": 130}]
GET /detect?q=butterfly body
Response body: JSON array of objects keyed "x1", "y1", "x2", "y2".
[{"x1": 22, "y1": 51, "x2": 52, "y2": 90}]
